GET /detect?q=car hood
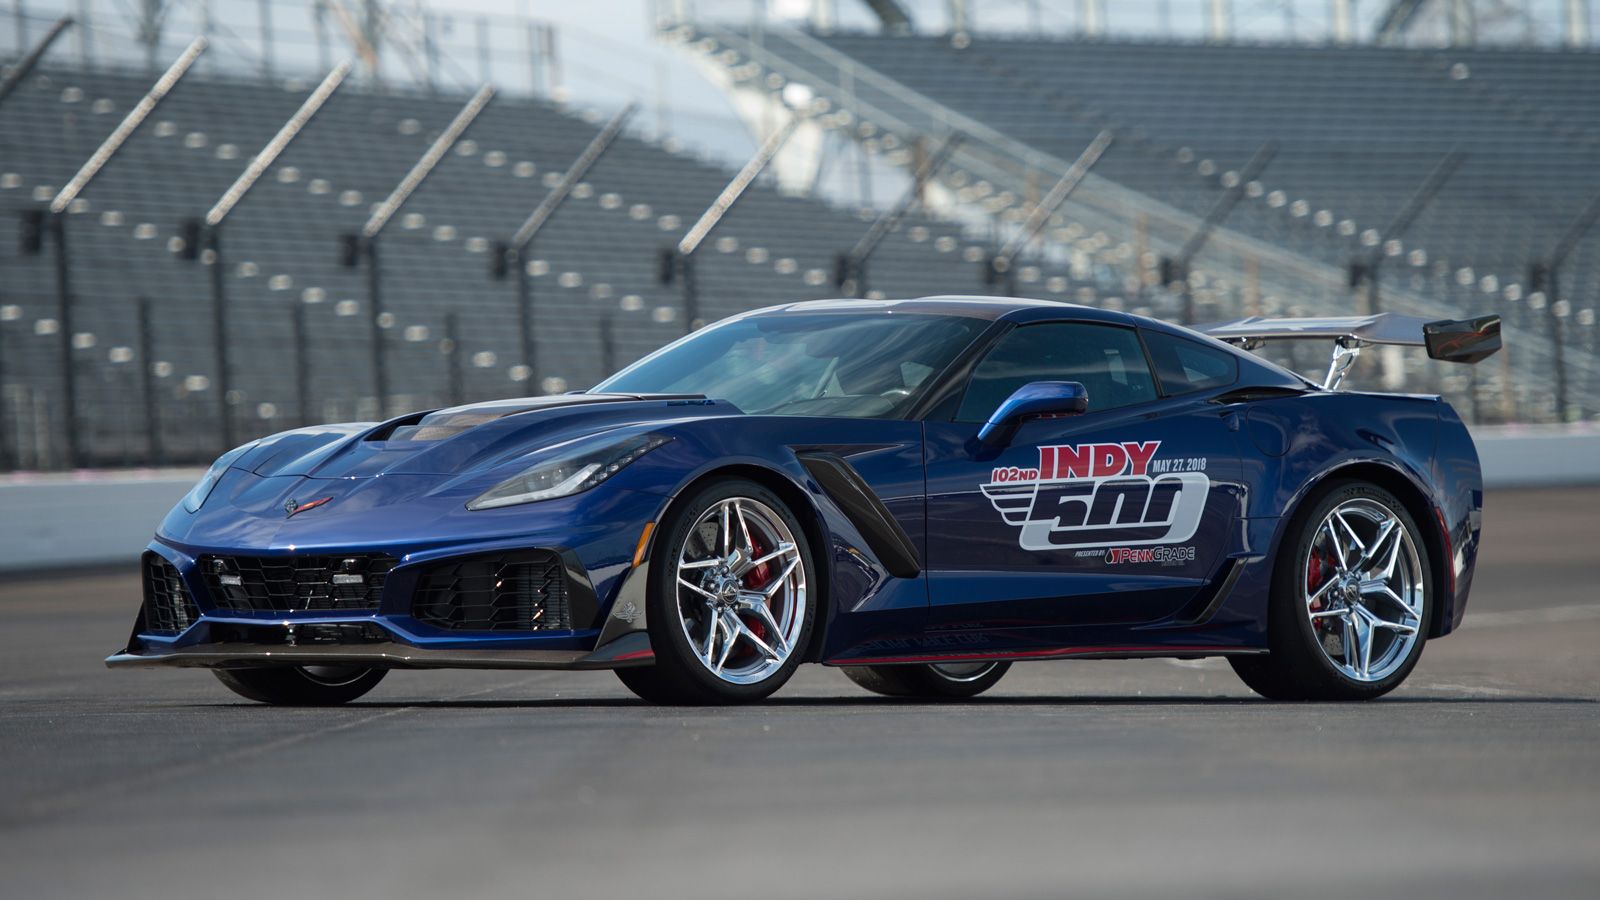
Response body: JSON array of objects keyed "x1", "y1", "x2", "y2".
[{"x1": 234, "y1": 393, "x2": 739, "y2": 481}]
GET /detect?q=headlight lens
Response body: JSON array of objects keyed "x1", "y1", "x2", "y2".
[
  {"x1": 181, "y1": 442, "x2": 258, "y2": 513},
  {"x1": 467, "y1": 434, "x2": 672, "y2": 510}
]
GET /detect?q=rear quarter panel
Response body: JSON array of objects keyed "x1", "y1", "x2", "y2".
[{"x1": 1229, "y1": 391, "x2": 1480, "y2": 639}]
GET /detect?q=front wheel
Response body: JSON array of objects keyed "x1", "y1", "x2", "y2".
[
  {"x1": 212, "y1": 666, "x2": 387, "y2": 705},
  {"x1": 842, "y1": 661, "x2": 1011, "y2": 700},
  {"x1": 615, "y1": 478, "x2": 815, "y2": 705},
  {"x1": 1230, "y1": 482, "x2": 1433, "y2": 701}
]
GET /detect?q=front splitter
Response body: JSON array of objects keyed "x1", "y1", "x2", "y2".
[{"x1": 106, "y1": 632, "x2": 654, "y2": 671}]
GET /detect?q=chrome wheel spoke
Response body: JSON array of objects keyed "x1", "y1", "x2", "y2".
[
  {"x1": 733, "y1": 616, "x2": 781, "y2": 662},
  {"x1": 1356, "y1": 518, "x2": 1398, "y2": 571},
  {"x1": 754, "y1": 605, "x2": 790, "y2": 656},
  {"x1": 1361, "y1": 581, "x2": 1415, "y2": 617},
  {"x1": 734, "y1": 501, "x2": 756, "y2": 555},
  {"x1": 1343, "y1": 613, "x2": 1367, "y2": 678},
  {"x1": 1332, "y1": 512, "x2": 1365, "y2": 569},
  {"x1": 713, "y1": 612, "x2": 738, "y2": 674},
  {"x1": 701, "y1": 611, "x2": 721, "y2": 659},
  {"x1": 1370, "y1": 617, "x2": 1419, "y2": 635},
  {"x1": 1321, "y1": 519, "x2": 1352, "y2": 575},
  {"x1": 677, "y1": 577, "x2": 719, "y2": 602},
  {"x1": 763, "y1": 556, "x2": 800, "y2": 597},
  {"x1": 1360, "y1": 518, "x2": 1402, "y2": 578},
  {"x1": 674, "y1": 495, "x2": 806, "y2": 685},
  {"x1": 719, "y1": 502, "x2": 732, "y2": 557},
  {"x1": 1306, "y1": 576, "x2": 1338, "y2": 610},
  {"x1": 1306, "y1": 498, "x2": 1426, "y2": 684},
  {"x1": 737, "y1": 541, "x2": 797, "y2": 577}
]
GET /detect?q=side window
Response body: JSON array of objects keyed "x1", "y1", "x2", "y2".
[
  {"x1": 956, "y1": 322, "x2": 1158, "y2": 422},
  {"x1": 1142, "y1": 330, "x2": 1239, "y2": 396}
]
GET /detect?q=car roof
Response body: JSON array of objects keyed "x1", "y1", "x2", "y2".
[
  {"x1": 743, "y1": 296, "x2": 1310, "y2": 389},
  {"x1": 755, "y1": 296, "x2": 1140, "y2": 325}
]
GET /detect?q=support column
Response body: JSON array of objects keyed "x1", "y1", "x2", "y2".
[
  {"x1": 1450, "y1": 0, "x2": 1476, "y2": 46},
  {"x1": 1080, "y1": 0, "x2": 1105, "y2": 37},
  {"x1": 1331, "y1": 0, "x2": 1354, "y2": 44},
  {"x1": 1568, "y1": 0, "x2": 1592, "y2": 47},
  {"x1": 1208, "y1": 0, "x2": 1231, "y2": 41}
]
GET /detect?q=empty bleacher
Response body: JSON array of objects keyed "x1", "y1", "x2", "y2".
[
  {"x1": 0, "y1": 65, "x2": 1084, "y2": 468},
  {"x1": 683, "y1": 25, "x2": 1600, "y2": 422}
]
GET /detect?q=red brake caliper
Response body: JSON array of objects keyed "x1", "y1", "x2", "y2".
[
  {"x1": 743, "y1": 529, "x2": 772, "y2": 644},
  {"x1": 1307, "y1": 548, "x2": 1335, "y2": 630}
]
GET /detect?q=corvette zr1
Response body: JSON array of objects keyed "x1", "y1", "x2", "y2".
[{"x1": 108, "y1": 297, "x2": 1499, "y2": 705}]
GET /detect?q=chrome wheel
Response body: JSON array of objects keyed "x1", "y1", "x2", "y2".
[
  {"x1": 1304, "y1": 498, "x2": 1425, "y2": 683},
  {"x1": 674, "y1": 497, "x2": 807, "y2": 685},
  {"x1": 298, "y1": 665, "x2": 372, "y2": 686},
  {"x1": 929, "y1": 662, "x2": 1000, "y2": 683}
]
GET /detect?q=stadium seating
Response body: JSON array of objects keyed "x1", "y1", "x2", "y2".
[
  {"x1": 0, "y1": 65, "x2": 1084, "y2": 467},
  {"x1": 683, "y1": 26, "x2": 1600, "y2": 422}
]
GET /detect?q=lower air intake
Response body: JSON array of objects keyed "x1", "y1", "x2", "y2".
[
  {"x1": 142, "y1": 554, "x2": 199, "y2": 635},
  {"x1": 200, "y1": 554, "x2": 395, "y2": 613},
  {"x1": 412, "y1": 551, "x2": 571, "y2": 631}
]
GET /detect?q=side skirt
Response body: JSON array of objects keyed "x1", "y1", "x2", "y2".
[{"x1": 827, "y1": 646, "x2": 1269, "y2": 666}]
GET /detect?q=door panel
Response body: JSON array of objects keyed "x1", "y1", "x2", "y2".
[{"x1": 925, "y1": 396, "x2": 1244, "y2": 630}]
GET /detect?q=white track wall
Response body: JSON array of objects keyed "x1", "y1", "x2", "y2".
[{"x1": 1, "y1": 428, "x2": 1596, "y2": 573}]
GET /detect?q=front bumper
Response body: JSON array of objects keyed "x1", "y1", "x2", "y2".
[
  {"x1": 110, "y1": 504, "x2": 661, "y2": 672},
  {"x1": 106, "y1": 630, "x2": 654, "y2": 671}
]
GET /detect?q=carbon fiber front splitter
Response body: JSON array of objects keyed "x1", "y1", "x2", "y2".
[{"x1": 105, "y1": 631, "x2": 655, "y2": 671}]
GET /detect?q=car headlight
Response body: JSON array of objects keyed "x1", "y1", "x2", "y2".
[
  {"x1": 467, "y1": 434, "x2": 672, "y2": 510},
  {"x1": 182, "y1": 442, "x2": 258, "y2": 513}
]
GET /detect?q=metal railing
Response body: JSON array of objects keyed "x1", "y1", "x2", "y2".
[
  {"x1": 657, "y1": 0, "x2": 1599, "y2": 49},
  {"x1": 671, "y1": 20, "x2": 1600, "y2": 421}
]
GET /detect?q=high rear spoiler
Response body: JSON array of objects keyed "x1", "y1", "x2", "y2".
[{"x1": 1198, "y1": 313, "x2": 1501, "y2": 389}]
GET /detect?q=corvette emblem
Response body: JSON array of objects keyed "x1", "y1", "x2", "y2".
[{"x1": 284, "y1": 496, "x2": 333, "y2": 518}]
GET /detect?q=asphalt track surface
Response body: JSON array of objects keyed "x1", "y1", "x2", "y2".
[{"x1": 2, "y1": 488, "x2": 1597, "y2": 899}]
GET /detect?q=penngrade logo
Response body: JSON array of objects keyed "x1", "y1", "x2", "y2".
[{"x1": 980, "y1": 440, "x2": 1210, "y2": 551}]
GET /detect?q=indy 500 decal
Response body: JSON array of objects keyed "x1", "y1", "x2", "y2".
[{"x1": 980, "y1": 441, "x2": 1210, "y2": 551}]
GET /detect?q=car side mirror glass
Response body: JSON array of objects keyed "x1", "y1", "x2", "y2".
[{"x1": 977, "y1": 381, "x2": 1089, "y2": 448}]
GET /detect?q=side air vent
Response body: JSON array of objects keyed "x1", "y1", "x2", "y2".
[
  {"x1": 200, "y1": 554, "x2": 395, "y2": 613},
  {"x1": 412, "y1": 551, "x2": 571, "y2": 631},
  {"x1": 142, "y1": 553, "x2": 199, "y2": 635}
]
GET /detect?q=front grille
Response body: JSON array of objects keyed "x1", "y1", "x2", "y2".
[
  {"x1": 412, "y1": 551, "x2": 571, "y2": 631},
  {"x1": 142, "y1": 554, "x2": 199, "y2": 634},
  {"x1": 199, "y1": 554, "x2": 395, "y2": 613}
]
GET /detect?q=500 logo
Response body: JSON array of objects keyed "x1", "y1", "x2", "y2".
[{"x1": 980, "y1": 441, "x2": 1211, "y2": 551}]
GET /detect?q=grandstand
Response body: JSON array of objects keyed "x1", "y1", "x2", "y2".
[
  {"x1": 1, "y1": 0, "x2": 1597, "y2": 472},
  {"x1": 0, "y1": 45, "x2": 1077, "y2": 469},
  {"x1": 670, "y1": 10, "x2": 1600, "y2": 424}
]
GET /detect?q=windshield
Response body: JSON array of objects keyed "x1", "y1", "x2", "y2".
[{"x1": 594, "y1": 312, "x2": 987, "y2": 418}]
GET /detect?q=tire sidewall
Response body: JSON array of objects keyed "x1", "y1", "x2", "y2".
[
  {"x1": 646, "y1": 478, "x2": 817, "y2": 702},
  {"x1": 1275, "y1": 481, "x2": 1434, "y2": 698}
]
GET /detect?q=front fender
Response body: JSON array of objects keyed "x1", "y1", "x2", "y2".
[{"x1": 620, "y1": 416, "x2": 930, "y2": 660}]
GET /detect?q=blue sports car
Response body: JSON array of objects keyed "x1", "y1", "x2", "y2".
[{"x1": 108, "y1": 297, "x2": 1499, "y2": 705}]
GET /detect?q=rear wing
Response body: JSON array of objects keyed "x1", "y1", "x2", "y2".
[{"x1": 1198, "y1": 313, "x2": 1501, "y2": 389}]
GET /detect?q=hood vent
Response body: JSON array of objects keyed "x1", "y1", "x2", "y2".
[{"x1": 368, "y1": 394, "x2": 710, "y2": 443}]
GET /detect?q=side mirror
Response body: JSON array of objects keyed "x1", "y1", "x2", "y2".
[{"x1": 977, "y1": 381, "x2": 1089, "y2": 447}]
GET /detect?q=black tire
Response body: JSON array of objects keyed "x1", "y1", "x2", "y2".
[
  {"x1": 1230, "y1": 481, "x2": 1434, "y2": 701},
  {"x1": 842, "y1": 661, "x2": 1011, "y2": 700},
  {"x1": 212, "y1": 666, "x2": 387, "y2": 706},
  {"x1": 614, "y1": 477, "x2": 816, "y2": 705}
]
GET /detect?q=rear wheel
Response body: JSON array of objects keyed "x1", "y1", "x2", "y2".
[
  {"x1": 614, "y1": 478, "x2": 815, "y2": 705},
  {"x1": 842, "y1": 661, "x2": 1011, "y2": 700},
  {"x1": 212, "y1": 666, "x2": 387, "y2": 706},
  {"x1": 1230, "y1": 482, "x2": 1432, "y2": 701}
]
